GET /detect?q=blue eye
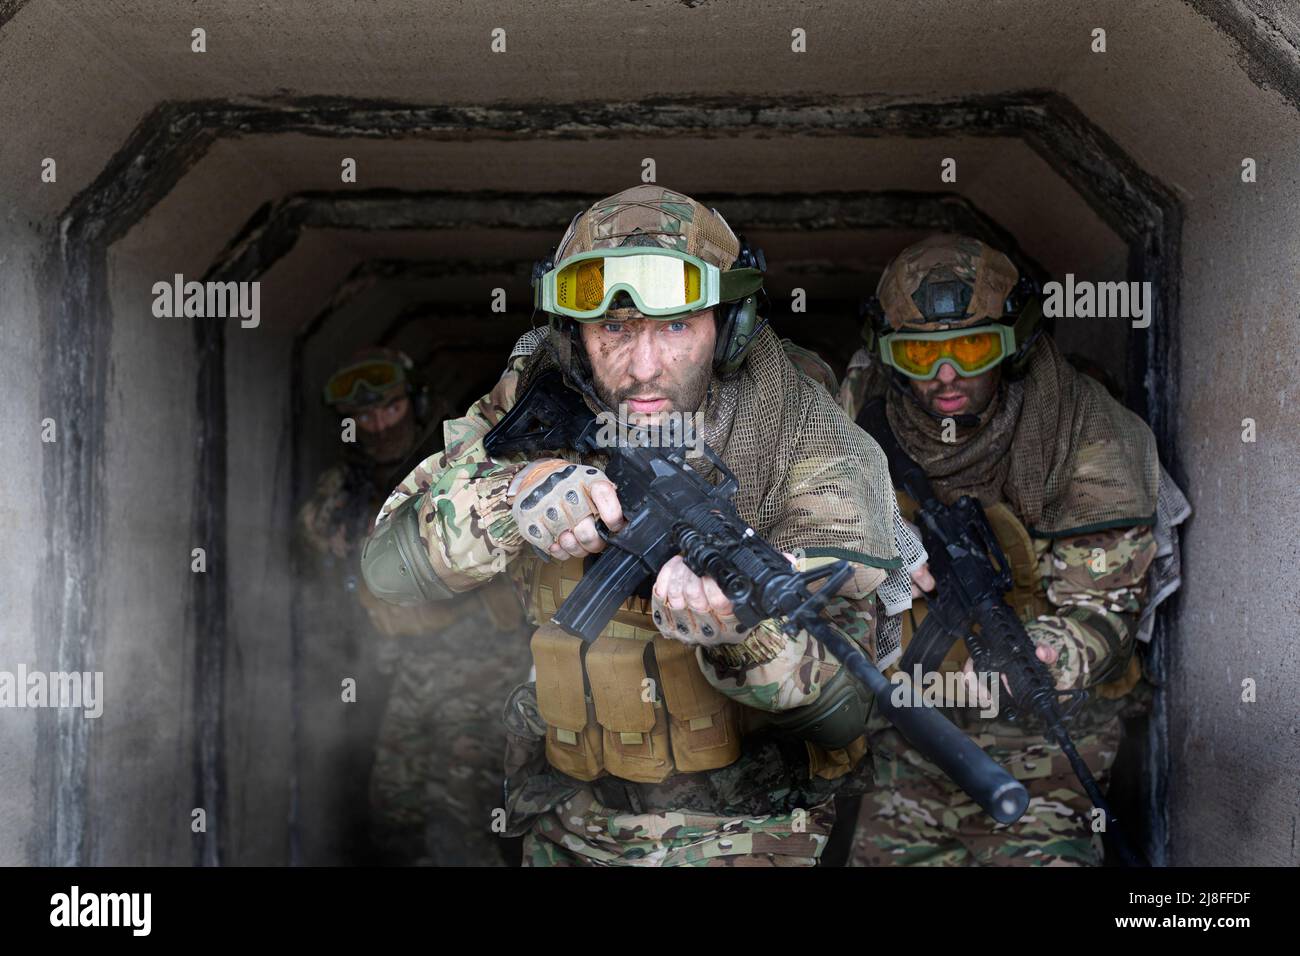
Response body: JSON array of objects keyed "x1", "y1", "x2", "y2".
[
  {"x1": 602, "y1": 322, "x2": 624, "y2": 333},
  {"x1": 666, "y1": 321, "x2": 687, "y2": 332}
]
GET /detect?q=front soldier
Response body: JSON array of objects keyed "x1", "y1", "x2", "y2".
[
  {"x1": 298, "y1": 347, "x2": 529, "y2": 865},
  {"x1": 839, "y1": 235, "x2": 1168, "y2": 866},
  {"x1": 362, "y1": 185, "x2": 901, "y2": 866}
]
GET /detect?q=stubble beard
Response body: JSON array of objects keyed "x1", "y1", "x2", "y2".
[
  {"x1": 359, "y1": 411, "x2": 417, "y2": 465},
  {"x1": 592, "y1": 359, "x2": 713, "y2": 423}
]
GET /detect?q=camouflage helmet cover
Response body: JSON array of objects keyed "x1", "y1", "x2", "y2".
[
  {"x1": 555, "y1": 184, "x2": 742, "y2": 273},
  {"x1": 876, "y1": 234, "x2": 1019, "y2": 332}
]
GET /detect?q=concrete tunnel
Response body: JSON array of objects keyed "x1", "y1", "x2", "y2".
[{"x1": 0, "y1": 0, "x2": 1296, "y2": 867}]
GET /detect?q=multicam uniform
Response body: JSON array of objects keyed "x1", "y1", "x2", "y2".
[
  {"x1": 853, "y1": 504, "x2": 1156, "y2": 866},
  {"x1": 298, "y1": 426, "x2": 530, "y2": 866},
  {"x1": 373, "y1": 325, "x2": 900, "y2": 866},
  {"x1": 838, "y1": 239, "x2": 1164, "y2": 864}
]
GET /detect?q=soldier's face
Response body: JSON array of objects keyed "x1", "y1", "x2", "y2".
[
  {"x1": 354, "y1": 396, "x2": 410, "y2": 434},
  {"x1": 908, "y1": 361, "x2": 1000, "y2": 417},
  {"x1": 351, "y1": 396, "x2": 415, "y2": 464},
  {"x1": 579, "y1": 310, "x2": 716, "y2": 418}
]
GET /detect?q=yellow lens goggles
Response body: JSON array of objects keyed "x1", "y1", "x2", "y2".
[
  {"x1": 879, "y1": 326, "x2": 1015, "y2": 380},
  {"x1": 536, "y1": 247, "x2": 764, "y2": 320},
  {"x1": 323, "y1": 359, "x2": 406, "y2": 405},
  {"x1": 539, "y1": 247, "x2": 714, "y2": 319}
]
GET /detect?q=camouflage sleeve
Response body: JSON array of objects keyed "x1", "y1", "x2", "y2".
[
  {"x1": 296, "y1": 465, "x2": 351, "y2": 560},
  {"x1": 699, "y1": 558, "x2": 885, "y2": 712},
  {"x1": 373, "y1": 356, "x2": 531, "y2": 593},
  {"x1": 837, "y1": 365, "x2": 869, "y2": 423},
  {"x1": 835, "y1": 347, "x2": 884, "y2": 422},
  {"x1": 1029, "y1": 525, "x2": 1157, "y2": 689}
]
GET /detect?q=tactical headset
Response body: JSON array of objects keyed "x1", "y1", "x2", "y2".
[
  {"x1": 531, "y1": 220, "x2": 768, "y2": 378},
  {"x1": 379, "y1": 349, "x2": 436, "y2": 423},
  {"x1": 715, "y1": 236, "x2": 768, "y2": 376},
  {"x1": 859, "y1": 274, "x2": 1045, "y2": 379}
]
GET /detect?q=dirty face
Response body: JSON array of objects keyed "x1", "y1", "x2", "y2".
[
  {"x1": 907, "y1": 361, "x2": 1001, "y2": 418},
  {"x1": 578, "y1": 309, "x2": 716, "y2": 420}
]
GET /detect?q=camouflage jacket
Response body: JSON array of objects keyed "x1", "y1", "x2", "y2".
[
  {"x1": 838, "y1": 349, "x2": 1157, "y2": 699},
  {"x1": 299, "y1": 453, "x2": 490, "y2": 642},
  {"x1": 375, "y1": 354, "x2": 889, "y2": 716},
  {"x1": 299, "y1": 458, "x2": 386, "y2": 564}
]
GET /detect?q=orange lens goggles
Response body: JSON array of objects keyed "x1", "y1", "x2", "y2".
[{"x1": 880, "y1": 327, "x2": 1013, "y2": 380}]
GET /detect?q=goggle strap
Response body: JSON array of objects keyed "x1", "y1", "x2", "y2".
[
  {"x1": 719, "y1": 267, "x2": 765, "y2": 302},
  {"x1": 1008, "y1": 299, "x2": 1039, "y2": 351}
]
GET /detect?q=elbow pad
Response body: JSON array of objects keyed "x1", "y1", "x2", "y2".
[
  {"x1": 765, "y1": 666, "x2": 869, "y2": 750},
  {"x1": 360, "y1": 493, "x2": 454, "y2": 606}
]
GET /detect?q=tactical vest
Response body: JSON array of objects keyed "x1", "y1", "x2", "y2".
[
  {"x1": 525, "y1": 555, "x2": 867, "y2": 784},
  {"x1": 892, "y1": 491, "x2": 1141, "y2": 700}
]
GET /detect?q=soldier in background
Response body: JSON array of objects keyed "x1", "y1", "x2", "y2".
[{"x1": 297, "y1": 347, "x2": 530, "y2": 865}]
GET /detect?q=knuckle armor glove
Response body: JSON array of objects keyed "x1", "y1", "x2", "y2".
[
  {"x1": 650, "y1": 588, "x2": 748, "y2": 647},
  {"x1": 509, "y1": 459, "x2": 609, "y2": 552}
]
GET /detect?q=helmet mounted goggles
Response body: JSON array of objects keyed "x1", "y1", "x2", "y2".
[
  {"x1": 323, "y1": 358, "x2": 408, "y2": 408},
  {"x1": 878, "y1": 324, "x2": 1016, "y2": 380},
  {"x1": 534, "y1": 246, "x2": 764, "y2": 321}
]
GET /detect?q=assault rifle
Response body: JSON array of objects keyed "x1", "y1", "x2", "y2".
[
  {"x1": 858, "y1": 397, "x2": 1145, "y2": 866},
  {"x1": 484, "y1": 371, "x2": 1029, "y2": 825}
]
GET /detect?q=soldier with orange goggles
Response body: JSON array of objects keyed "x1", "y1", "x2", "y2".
[{"x1": 836, "y1": 235, "x2": 1179, "y2": 869}]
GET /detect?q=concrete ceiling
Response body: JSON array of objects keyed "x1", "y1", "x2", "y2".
[{"x1": 3, "y1": 1, "x2": 1297, "y2": 230}]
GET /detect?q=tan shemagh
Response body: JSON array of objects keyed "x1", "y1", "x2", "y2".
[{"x1": 886, "y1": 374, "x2": 1023, "y2": 510}]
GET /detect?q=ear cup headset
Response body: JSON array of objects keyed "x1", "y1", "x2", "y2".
[
  {"x1": 374, "y1": 349, "x2": 433, "y2": 422},
  {"x1": 713, "y1": 236, "x2": 768, "y2": 376}
]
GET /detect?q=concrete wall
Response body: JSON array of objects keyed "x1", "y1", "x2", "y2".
[
  {"x1": 223, "y1": 323, "x2": 294, "y2": 865},
  {"x1": 0, "y1": 217, "x2": 45, "y2": 865},
  {"x1": 1172, "y1": 147, "x2": 1300, "y2": 866}
]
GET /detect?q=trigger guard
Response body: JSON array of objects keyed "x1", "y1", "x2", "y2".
[{"x1": 1059, "y1": 688, "x2": 1089, "y2": 721}]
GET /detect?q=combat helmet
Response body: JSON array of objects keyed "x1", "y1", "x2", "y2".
[
  {"x1": 532, "y1": 185, "x2": 768, "y2": 376},
  {"x1": 862, "y1": 234, "x2": 1042, "y2": 381}
]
